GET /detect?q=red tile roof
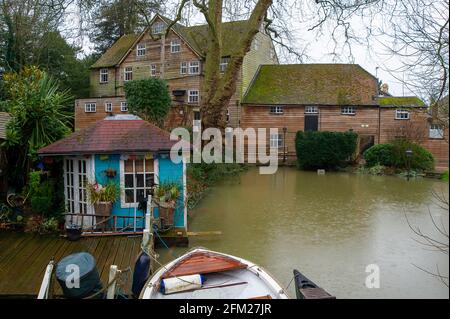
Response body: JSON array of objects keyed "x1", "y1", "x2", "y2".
[{"x1": 38, "y1": 120, "x2": 180, "y2": 155}]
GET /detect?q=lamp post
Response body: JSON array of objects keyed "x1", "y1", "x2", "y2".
[
  {"x1": 406, "y1": 149, "x2": 413, "y2": 181},
  {"x1": 283, "y1": 127, "x2": 288, "y2": 163}
]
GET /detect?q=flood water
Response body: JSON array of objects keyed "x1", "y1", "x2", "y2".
[{"x1": 159, "y1": 167, "x2": 449, "y2": 299}]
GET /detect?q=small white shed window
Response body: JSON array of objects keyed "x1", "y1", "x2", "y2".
[{"x1": 122, "y1": 159, "x2": 155, "y2": 206}]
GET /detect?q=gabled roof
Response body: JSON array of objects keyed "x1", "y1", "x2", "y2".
[
  {"x1": 38, "y1": 119, "x2": 179, "y2": 155},
  {"x1": 242, "y1": 64, "x2": 378, "y2": 106},
  {"x1": 379, "y1": 96, "x2": 426, "y2": 107},
  {"x1": 91, "y1": 34, "x2": 140, "y2": 68},
  {"x1": 91, "y1": 14, "x2": 250, "y2": 68},
  {"x1": 0, "y1": 112, "x2": 11, "y2": 140}
]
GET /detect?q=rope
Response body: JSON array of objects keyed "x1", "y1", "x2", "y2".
[{"x1": 83, "y1": 267, "x2": 132, "y2": 299}]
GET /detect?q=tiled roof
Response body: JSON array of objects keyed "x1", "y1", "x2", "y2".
[
  {"x1": 38, "y1": 119, "x2": 179, "y2": 155},
  {"x1": 91, "y1": 15, "x2": 250, "y2": 69},
  {"x1": 242, "y1": 64, "x2": 378, "y2": 105},
  {"x1": 379, "y1": 96, "x2": 425, "y2": 107},
  {"x1": 0, "y1": 112, "x2": 11, "y2": 140},
  {"x1": 91, "y1": 34, "x2": 140, "y2": 68}
]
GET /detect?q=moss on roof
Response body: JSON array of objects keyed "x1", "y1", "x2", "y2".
[
  {"x1": 379, "y1": 96, "x2": 425, "y2": 107},
  {"x1": 91, "y1": 16, "x2": 250, "y2": 69},
  {"x1": 91, "y1": 34, "x2": 139, "y2": 68},
  {"x1": 243, "y1": 64, "x2": 378, "y2": 105}
]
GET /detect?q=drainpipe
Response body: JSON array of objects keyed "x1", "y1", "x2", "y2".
[{"x1": 160, "y1": 34, "x2": 165, "y2": 78}]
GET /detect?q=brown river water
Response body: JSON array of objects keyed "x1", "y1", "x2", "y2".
[{"x1": 158, "y1": 167, "x2": 449, "y2": 299}]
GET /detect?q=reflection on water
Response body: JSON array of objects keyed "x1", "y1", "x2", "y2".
[{"x1": 158, "y1": 167, "x2": 449, "y2": 299}]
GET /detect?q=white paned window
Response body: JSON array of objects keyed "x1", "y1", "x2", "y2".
[
  {"x1": 151, "y1": 64, "x2": 157, "y2": 77},
  {"x1": 429, "y1": 124, "x2": 444, "y2": 139},
  {"x1": 188, "y1": 90, "x2": 199, "y2": 104},
  {"x1": 122, "y1": 159, "x2": 155, "y2": 206},
  {"x1": 395, "y1": 109, "x2": 410, "y2": 120},
  {"x1": 220, "y1": 57, "x2": 230, "y2": 73},
  {"x1": 99, "y1": 69, "x2": 108, "y2": 83},
  {"x1": 105, "y1": 102, "x2": 113, "y2": 112},
  {"x1": 136, "y1": 43, "x2": 146, "y2": 57},
  {"x1": 189, "y1": 61, "x2": 200, "y2": 74},
  {"x1": 85, "y1": 103, "x2": 96, "y2": 113},
  {"x1": 341, "y1": 106, "x2": 356, "y2": 115},
  {"x1": 270, "y1": 106, "x2": 283, "y2": 115},
  {"x1": 270, "y1": 134, "x2": 283, "y2": 148},
  {"x1": 305, "y1": 106, "x2": 319, "y2": 114},
  {"x1": 120, "y1": 101, "x2": 128, "y2": 112},
  {"x1": 180, "y1": 62, "x2": 188, "y2": 75},
  {"x1": 151, "y1": 22, "x2": 165, "y2": 35},
  {"x1": 171, "y1": 40, "x2": 181, "y2": 53},
  {"x1": 124, "y1": 67, "x2": 133, "y2": 82}
]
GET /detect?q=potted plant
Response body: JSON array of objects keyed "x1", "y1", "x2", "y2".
[
  {"x1": 153, "y1": 182, "x2": 181, "y2": 229},
  {"x1": 87, "y1": 182, "x2": 119, "y2": 217}
]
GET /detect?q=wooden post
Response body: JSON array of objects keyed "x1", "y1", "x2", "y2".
[
  {"x1": 37, "y1": 260, "x2": 54, "y2": 299},
  {"x1": 106, "y1": 265, "x2": 118, "y2": 299}
]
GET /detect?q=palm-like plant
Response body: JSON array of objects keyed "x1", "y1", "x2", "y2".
[{"x1": 2, "y1": 66, "x2": 72, "y2": 177}]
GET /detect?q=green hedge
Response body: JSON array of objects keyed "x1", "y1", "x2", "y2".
[
  {"x1": 364, "y1": 140, "x2": 434, "y2": 171},
  {"x1": 295, "y1": 131, "x2": 358, "y2": 170}
]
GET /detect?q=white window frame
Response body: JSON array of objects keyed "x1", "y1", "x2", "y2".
[
  {"x1": 151, "y1": 22, "x2": 165, "y2": 35},
  {"x1": 150, "y1": 64, "x2": 157, "y2": 77},
  {"x1": 429, "y1": 124, "x2": 444, "y2": 139},
  {"x1": 84, "y1": 103, "x2": 96, "y2": 113},
  {"x1": 341, "y1": 106, "x2": 356, "y2": 115},
  {"x1": 226, "y1": 108, "x2": 230, "y2": 123},
  {"x1": 252, "y1": 38, "x2": 260, "y2": 51},
  {"x1": 171, "y1": 40, "x2": 181, "y2": 53},
  {"x1": 136, "y1": 43, "x2": 146, "y2": 57},
  {"x1": 395, "y1": 109, "x2": 410, "y2": 120},
  {"x1": 105, "y1": 102, "x2": 113, "y2": 112},
  {"x1": 120, "y1": 101, "x2": 128, "y2": 112},
  {"x1": 99, "y1": 69, "x2": 108, "y2": 83},
  {"x1": 305, "y1": 106, "x2": 319, "y2": 114},
  {"x1": 270, "y1": 106, "x2": 284, "y2": 115},
  {"x1": 119, "y1": 158, "x2": 158, "y2": 209},
  {"x1": 124, "y1": 67, "x2": 133, "y2": 82},
  {"x1": 189, "y1": 61, "x2": 200, "y2": 75},
  {"x1": 180, "y1": 62, "x2": 188, "y2": 75},
  {"x1": 188, "y1": 90, "x2": 200, "y2": 104},
  {"x1": 270, "y1": 133, "x2": 283, "y2": 149},
  {"x1": 220, "y1": 57, "x2": 230, "y2": 73}
]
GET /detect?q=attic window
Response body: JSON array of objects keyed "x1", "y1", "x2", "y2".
[
  {"x1": 341, "y1": 106, "x2": 356, "y2": 115},
  {"x1": 99, "y1": 69, "x2": 108, "y2": 83},
  {"x1": 395, "y1": 109, "x2": 410, "y2": 120},
  {"x1": 171, "y1": 40, "x2": 181, "y2": 53},
  {"x1": 137, "y1": 44, "x2": 146, "y2": 57},
  {"x1": 152, "y1": 22, "x2": 165, "y2": 35}
]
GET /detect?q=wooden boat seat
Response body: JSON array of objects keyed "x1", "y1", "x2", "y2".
[{"x1": 162, "y1": 251, "x2": 247, "y2": 279}]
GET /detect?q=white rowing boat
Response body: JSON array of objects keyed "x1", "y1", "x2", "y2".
[{"x1": 140, "y1": 248, "x2": 290, "y2": 299}]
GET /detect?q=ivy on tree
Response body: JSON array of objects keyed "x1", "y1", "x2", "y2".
[{"x1": 124, "y1": 78, "x2": 171, "y2": 126}]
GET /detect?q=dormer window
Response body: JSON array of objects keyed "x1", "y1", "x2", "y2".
[
  {"x1": 171, "y1": 39, "x2": 181, "y2": 53},
  {"x1": 136, "y1": 44, "x2": 146, "y2": 57},
  {"x1": 151, "y1": 22, "x2": 165, "y2": 35}
]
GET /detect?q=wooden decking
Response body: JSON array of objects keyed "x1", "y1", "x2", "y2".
[{"x1": 0, "y1": 232, "x2": 142, "y2": 298}]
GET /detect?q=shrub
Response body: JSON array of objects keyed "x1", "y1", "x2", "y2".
[
  {"x1": 363, "y1": 140, "x2": 434, "y2": 171},
  {"x1": 442, "y1": 171, "x2": 449, "y2": 182},
  {"x1": 363, "y1": 144, "x2": 396, "y2": 167},
  {"x1": 27, "y1": 171, "x2": 55, "y2": 215},
  {"x1": 87, "y1": 182, "x2": 119, "y2": 204},
  {"x1": 295, "y1": 131, "x2": 358, "y2": 170}
]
